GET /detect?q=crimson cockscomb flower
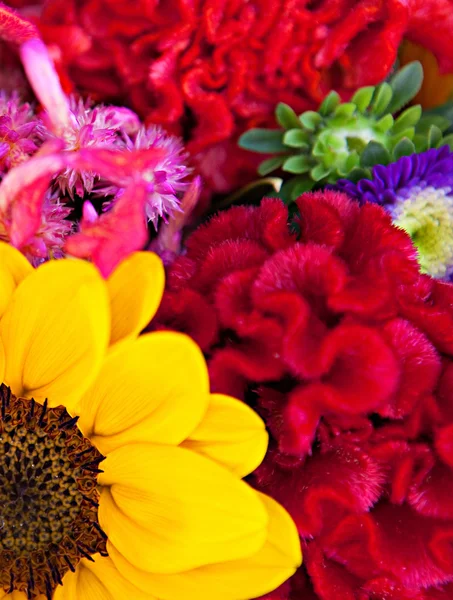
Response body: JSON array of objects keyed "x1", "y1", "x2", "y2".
[
  {"x1": 13, "y1": 0, "x2": 453, "y2": 196},
  {"x1": 151, "y1": 190, "x2": 453, "y2": 599}
]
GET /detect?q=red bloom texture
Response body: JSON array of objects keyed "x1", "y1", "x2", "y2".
[
  {"x1": 150, "y1": 190, "x2": 453, "y2": 599},
  {"x1": 8, "y1": 0, "x2": 453, "y2": 196}
]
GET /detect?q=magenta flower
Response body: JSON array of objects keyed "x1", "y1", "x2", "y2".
[
  {"x1": 53, "y1": 96, "x2": 140, "y2": 197},
  {"x1": 99, "y1": 125, "x2": 192, "y2": 226},
  {"x1": 0, "y1": 2, "x2": 198, "y2": 275},
  {"x1": 0, "y1": 91, "x2": 45, "y2": 173}
]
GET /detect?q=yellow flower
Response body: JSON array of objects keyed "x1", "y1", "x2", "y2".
[{"x1": 0, "y1": 244, "x2": 301, "y2": 600}]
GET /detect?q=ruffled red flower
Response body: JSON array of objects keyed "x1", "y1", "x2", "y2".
[
  {"x1": 9, "y1": 0, "x2": 453, "y2": 197},
  {"x1": 150, "y1": 190, "x2": 453, "y2": 598}
]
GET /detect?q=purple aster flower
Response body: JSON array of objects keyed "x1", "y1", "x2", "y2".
[
  {"x1": 100, "y1": 125, "x2": 191, "y2": 227},
  {"x1": 0, "y1": 91, "x2": 44, "y2": 174},
  {"x1": 334, "y1": 146, "x2": 453, "y2": 280}
]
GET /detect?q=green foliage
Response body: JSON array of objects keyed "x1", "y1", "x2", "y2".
[{"x1": 238, "y1": 62, "x2": 452, "y2": 204}]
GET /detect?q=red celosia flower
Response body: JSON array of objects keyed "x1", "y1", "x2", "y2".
[
  {"x1": 150, "y1": 190, "x2": 453, "y2": 598},
  {"x1": 10, "y1": 0, "x2": 453, "y2": 196}
]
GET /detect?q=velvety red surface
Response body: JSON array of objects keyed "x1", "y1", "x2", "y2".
[
  {"x1": 8, "y1": 0, "x2": 453, "y2": 196},
  {"x1": 151, "y1": 191, "x2": 453, "y2": 598}
]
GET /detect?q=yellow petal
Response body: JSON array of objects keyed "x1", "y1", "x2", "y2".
[
  {"x1": 98, "y1": 443, "x2": 268, "y2": 574},
  {"x1": 181, "y1": 393, "x2": 268, "y2": 478},
  {"x1": 0, "y1": 259, "x2": 110, "y2": 409},
  {"x1": 0, "y1": 242, "x2": 32, "y2": 318},
  {"x1": 107, "y1": 252, "x2": 165, "y2": 345},
  {"x1": 79, "y1": 331, "x2": 209, "y2": 453},
  {"x1": 54, "y1": 556, "x2": 156, "y2": 600},
  {"x1": 0, "y1": 337, "x2": 5, "y2": 385},
  {"x1": 108, "y1": 492, "x2": 302, "y2": 600}
]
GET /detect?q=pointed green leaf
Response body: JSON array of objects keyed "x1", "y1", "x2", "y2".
[
  {"x1": 257, "y1": 156, "x2": 286, "y2": 176},
  {"x1": 392, "y1": 138, "x2": 416, "y2": 160},
  {"x1": 238, "y1": 128, "x2": 287, "y2": 153},
  {"x1": 347, "y1": 166, "x2": 372, "y2": 183},
  {"x1": 416, "y1": 114, "x2": 451, "y2": 134},
  {"x1": 283, "y1": 129, "x2": 310, "y2": 148},
  {"x1": 289, "y1": 176, "x2": 315, "y2": 200},
  {"x1": 413, "y1": 134, "x2": 429, "y2": 153},
  {"x1": 334, "y1": 102, "x2": 357, "y2": 118},
  {"x1": 391, "y1": 127, "x2": 415, "y2": 145},
  {"x1": 360, "y1": 141, "x2": 391, "y2": 168},
  {"x1": 282, "y1": 155, "x2": 312, "y2": 174},
  {"x1": 392, "y1": 105, "x2": 422, "y2": 136},
  {"x1": 423, "y1": 101, "x2": 453, "y2": 130},
  {"x1": 375, "y1": 113, "x2": 394, "y2": 133},
  {"x1": 351, "y1": 86, "x2": 375, "y2": 113},
  {"x1": 318, "y1": 91, "x2": 341, "y2": 116},
  {"x1": 343, "y1": 151, "x2": 360, "y2": 173},
  {"x1": 310, "y1": 163, "x2": 331, "y2": 181},
  {"x1": 370, "y1": 83, "x2": 393, "y2": 116},
  {"x1": 312, "y1": 138, "x2": 328, "y2": 157},
  {"x1": 275, "y1": 103, "x2": 302, "y2": 130},
  {"x1": 427, "y1": 125, "x2": 442, "y2": 149},
  {"x1": 299, "y1": 111, "x2": 322, "y2": 130},
  {"x1": 438, "y1": 134, "x2": 453, "y2": 151},
  {"x1": 387, "y1": 61, "x2": 424, "y2": 113}
]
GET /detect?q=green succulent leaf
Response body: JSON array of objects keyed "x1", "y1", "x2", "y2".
[
  {"x1": 299, "y1": 111, "x2": 323, "y2": 130},
  {"x1": 360, "y1": 141, "x2": 391, "y2": 168},
  {"x1": 413, "y1": 134, "x2": 429, "y2": 153},
  {"x1": 370, "y1": 83, "x2": 393, "y2": 116},
  {"x1": 375, "y1": 113, "x2": 394, "y2": 133},
  {"x1": 283, "y1": 129, "x2": 310, "y2": 148},
  {"x1": 318, "y1": 91, "x2": 341, "y2": 116},
  {"x1": 351, "y1": 86, "x2": 375, "y2": 113},
  {"x1": 347, "y1": 167, "x2": 372, "y2": 183},
  {"x1": 276, "y1": 103, "x2": 302, "y2": 130},
  {"x1": 386, "y1": 61, "x2": 423, "y2": 114},
  {"x1": 310, "y1": 164, "x2": 331, "y2": 181},
  {"x1": 238, "y1": 129, "x2": 286, "y2": 153},
  {"x1": 416, "y1": 114, "x2": 452, "y2": 135},
  {"x1": 390, "y1": 127, "x2": 415, "y2": 145},
  {"x1": 333, "y1": 103, "x2": 357, "y2": 118},
  {"x1": 343, "y1": 151, "x2": 360, "y2": 174},
  {"x1": 392, "y1": 138, "x2": 416, "y2": 160},
  {"x1": 392, "y1": 105, "x2": 422, "y2": 136},
  {"x1": 282, "y1": 155, "x2": 312, "y2": 174},
  {"x1": 439, "y1": 134, "x2": 453, "y2": 151},
  {"x1": 257, "y1": 156, "x2": 286, "y2": 176},
  {"x1": 288, "y1": 175, "x2": 315, "y2": 200},
  {"x1": 427, "y1": 125, "x2": 443, "y2": 149}
]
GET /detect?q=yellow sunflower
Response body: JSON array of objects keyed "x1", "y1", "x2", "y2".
[{"x1": 0, "y1": 243, "x2": 302, "y2": 600}]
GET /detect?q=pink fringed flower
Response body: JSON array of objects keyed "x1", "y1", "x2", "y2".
[
  {"x1": 53, "y1": 96, "x2": 140, "y2": 197},
  {"x1": 100, "y1": 125, "x2": 191, "y2": 227},
  {"x1": 0, "y1": 188, "x2": 73, "y2": 263},
  {"x1": 0, "y1": 90, "x2": 44, "y2": 173},
  {"x1": 0, "y1": 2, "x2": 197, "y2": 273}
]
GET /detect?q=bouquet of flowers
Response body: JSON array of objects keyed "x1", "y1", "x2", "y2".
[{"x1": 0, "y1": 1, "x2": 453, "y2": 599}]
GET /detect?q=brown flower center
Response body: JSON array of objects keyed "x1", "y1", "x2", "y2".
[{"x1": 0, "y1": 384, "x2": 107, "y2": 599}]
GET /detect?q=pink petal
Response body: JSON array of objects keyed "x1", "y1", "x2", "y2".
[
  {"x1": 65, "y1": 182, "x2": 149, "y2": 277},
  {"x1": 10, "y1": 171, "x2": 53, "y2": 248},
  {"x1": 19, "y1": 38, "x2": 71, "y2": 134}
]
